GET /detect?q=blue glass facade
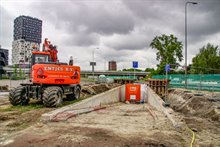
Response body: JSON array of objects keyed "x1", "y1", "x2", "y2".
[{"x1": 14, "y1": 16, "x2": 42, "y2": 43}]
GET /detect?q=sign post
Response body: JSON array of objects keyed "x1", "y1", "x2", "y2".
[
  {"x1": 90, "y1": 62, "x2": 96, "y2": 80},
  {"x1": 132, "y1": 61, "x2": 138, "y2": 80},
  {"x1": 165, "y1": 64, "x2": 170, "y2": 106}
]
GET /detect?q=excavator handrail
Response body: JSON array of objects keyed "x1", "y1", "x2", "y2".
[{"x1": 34, "y1": 62, "x2": 68, "y2": 65}]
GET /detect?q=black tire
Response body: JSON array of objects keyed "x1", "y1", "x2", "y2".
[
  {"x1": 66, "y1": 86, "x2": 81, "y2": 101},
  {"x1": 74, "y1": 86, "x2": 81, "y2": 100},
  {"x1": 66, "y1": 94, "x2": 74, "y2": 101},
  {"x1": 9, "y1": 86, "x2": 29, "y2": 106},
  {"x1": 42, "y1": 86, "x2": 63, "y2": 107}
]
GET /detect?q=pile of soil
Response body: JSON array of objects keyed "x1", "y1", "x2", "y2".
[
  {"x1": 167, "y1": 88, "x2": 220, "y2": 146},
  {"x1": 168, "y1": 89, "x2": 220, "y2": 122}
]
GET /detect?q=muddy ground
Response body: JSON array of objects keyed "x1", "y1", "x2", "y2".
[{"x1": 168, "y1": 88, "x2": 220, "y2": 147}]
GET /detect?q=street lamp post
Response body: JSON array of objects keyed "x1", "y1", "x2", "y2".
[
  {"x1": 185, "y1": 1, "x2": 197, "y2": 89},
  {"x1": 104, "y1": 57, "x2": 106, "y2": 72}
]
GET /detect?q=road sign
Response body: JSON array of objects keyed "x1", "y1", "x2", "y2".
[
  {"x1": 90, "y1": 62, "x2": 96, "y2": 66},
  {"x1": 132, "y1": 61, "x2": 138, "y2": 68},
  {"x1": 165, "y1": 64, "x2": 170, "y2": 72}
]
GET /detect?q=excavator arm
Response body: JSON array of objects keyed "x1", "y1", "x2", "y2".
[{"x1": 43, "y1": 38, "x2": 58, "y2": 62}]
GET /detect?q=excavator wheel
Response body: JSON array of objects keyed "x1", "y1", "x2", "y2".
[
  {"x1": 9, "y1": 86, "x2": 29, "y2": 106},
  {"x1": 42, "y1": 86, "x2": 63, "y2": 107},
  {"x1": 74, "y1": 86, "x2": 81, "y2": 100},
  {"x1": 66, "y1": 86, "x2": 80, "y2": 101}
]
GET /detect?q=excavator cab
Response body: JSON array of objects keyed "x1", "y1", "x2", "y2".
[{"x1": 31, "y1": 51, "x2": 51, "y2": 65}]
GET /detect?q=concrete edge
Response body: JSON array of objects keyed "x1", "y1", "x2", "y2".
[
  {"x1": 147, "y1": 87, "x2": 183, "y2": 129},
  {"x1": 41, "y1": 85, "x2": 125, "y2": 122}
]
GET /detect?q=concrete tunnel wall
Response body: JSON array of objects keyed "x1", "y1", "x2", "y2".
[
  {"x1": 147, "y1": 87, "x2": 181, "y2": 128},
  {"x1": 42, "y1": 85, "x2": 126, "y2": 121},
  {"x1": 42, "y1": 83, "x2": 181, "y2": 127}
]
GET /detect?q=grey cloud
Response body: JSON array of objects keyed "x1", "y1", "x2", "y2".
[
  {"x1": 123, "y1": 0, "x2": 172, "y2": 20},
  {"x1": 187, "y1": 0, "x2": 220, "y2": 41},
  {"x1": 0, "y1": 6, "x2": 13, "y2": 48},
  {"x1": 31, "y1": 1, "x2": 135, "y2": 47},
  {"x1": 61, "y1": 31, "x2": 100, "y2": 47},
  {"x1": 123, "y1": 0, "x2": 220, "y2": 45},
  {"x1": 103, "y1": 23, "x2": 167, "y2": 50},
  {"x1": 166, "y1": 0, "x2": 220, "y2": 43},
  {"x1": 104, "y1": 33, "x2": 149, "y2": 50},
  {"x1": 100, "y1": 49, "x2": 132, "y2": 62}
]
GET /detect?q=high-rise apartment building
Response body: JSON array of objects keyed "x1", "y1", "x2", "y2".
[
  {"x1": 12, "y1": 15, "x2": 42, "y2": 65},
  {"x1": 14, "y1": 15, "x2": 42, "y2": 43}
]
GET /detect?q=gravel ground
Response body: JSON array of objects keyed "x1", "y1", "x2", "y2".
[{"x1": 0, "y1": 93, "x2": 9, "y2": 99}]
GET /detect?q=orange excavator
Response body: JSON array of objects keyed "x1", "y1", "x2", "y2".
[{"x1": 9, "y1": 38, "x2": 81, "y2": 107}]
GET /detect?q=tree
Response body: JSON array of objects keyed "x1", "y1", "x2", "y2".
[
  {"x1": 19, "y1": 66, "x2": 23, "y2": 78},
  {"x1": 122, "y1": 68, "x2": 142, "y2": 72},
  {"x1": 13, "y1": 65, "x2": 18, "y2": 77},
  {"x1": 191, "y1": 43, "x2": 220, "y2": 74},
  {"x1": 145, "y1": 68, "x2": 155, "y2": 72},
  {"x1": 12, "y1": 65, "x2": 19, "y2": 80},
  {"x1": 150, "y1": 34, "x2": 183, "y2": 75}
]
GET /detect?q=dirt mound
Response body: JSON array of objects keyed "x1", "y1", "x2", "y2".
[
  {"x1": 168, "y1": 89, "x2": 220, "y2": 146},
  {"x1": 168, "y1": 89, "x2": 220, "y2": 122},
  {"x1": 0, "y1": 85, "x2": 8, "y2": 92},
  {"x1": 81, "y1": 83, "x2": 120, "y2": 97}
]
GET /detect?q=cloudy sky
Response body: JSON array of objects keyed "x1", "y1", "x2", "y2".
[{"x1": 0, "y1": 0, "x2": 220, "y2": 71}]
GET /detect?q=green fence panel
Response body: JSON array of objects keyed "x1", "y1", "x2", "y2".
[{"x1": 152, "y1": 74, "x2": 220, "y2": 91}]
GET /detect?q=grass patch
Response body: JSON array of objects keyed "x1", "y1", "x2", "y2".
[
  {"x1": 0, "y1": 96, "x2": 92, "y2": 113},
  {"x1": 62, "y1": 95, "x2": 91, "y2": 106},
  {"x1": 80, "y1": 77, "x2": 96, "y2": 83},
  {"x1": 0, "y1": 103, "x2": 44, "y2": 113},
  {"x1": 62, "y1": 99, "x2": 81, "y2": 106},
  {"x1": 18, "y1": 123, "x2": 29, "y2": 130}
]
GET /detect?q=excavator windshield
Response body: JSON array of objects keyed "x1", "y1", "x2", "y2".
[{"x1": 32, "y1": 54, "x2": 50, "y2": 65}]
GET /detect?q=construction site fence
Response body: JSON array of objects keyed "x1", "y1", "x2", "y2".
[
  {"x1": 105, "y1": 75, "x2": 136, "y2": 80},
  {"x1": 152, "y1": 74, "x2": 220, "y2": 91}
]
